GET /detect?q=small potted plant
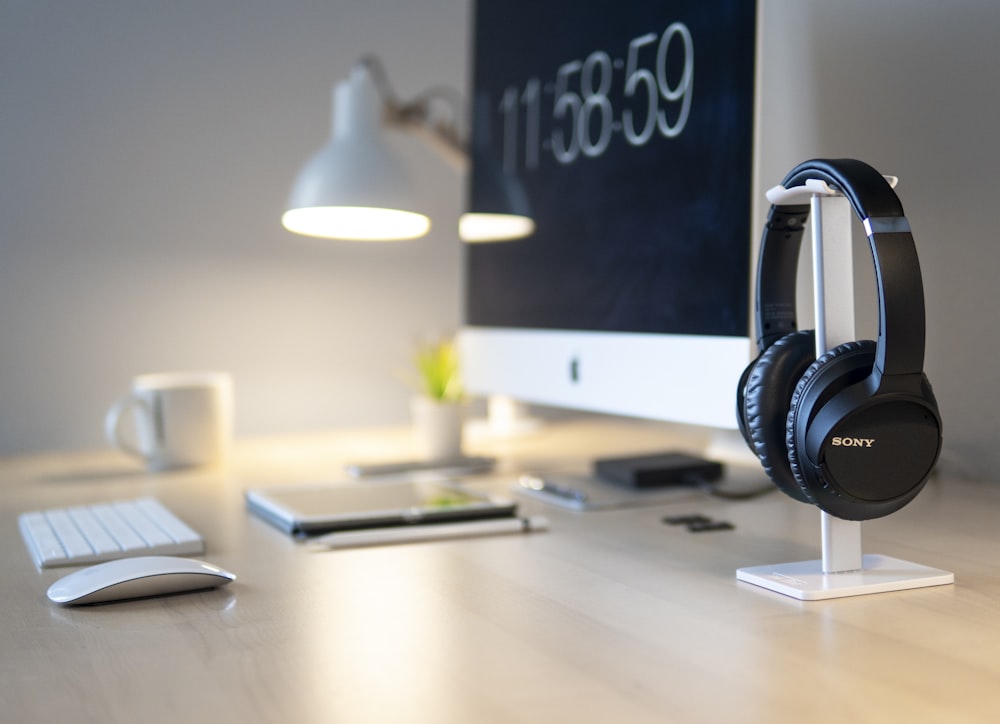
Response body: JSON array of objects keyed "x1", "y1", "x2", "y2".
[{"x1": 410, "y1": 336, "x2": 465, "y2": 461}]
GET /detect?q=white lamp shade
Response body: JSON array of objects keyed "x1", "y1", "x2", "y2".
[
  {"x1": 458, "y1": 212, "x2": 535, "y2": 242},
  {"x1": 460, "y1": 94, "x2": 534, "y2": 242},
  {"x1": 283, "y1": 65, "x2": 431, "y2": 241},
  {"x1": 459, "y1": 156, "x2": 534, "y2": 241}
]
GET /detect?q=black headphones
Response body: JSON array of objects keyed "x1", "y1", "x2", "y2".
[{"x1": 736, "y1": 158, "x2": 942, "y2": 521}]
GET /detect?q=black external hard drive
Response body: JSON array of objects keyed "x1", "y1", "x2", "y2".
[{"x1": 594, "y1": 452, "x2": 724, "y2": 489}]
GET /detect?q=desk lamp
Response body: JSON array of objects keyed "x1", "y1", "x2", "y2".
[{"x1": 283, "y1": 56, "x2": 534, "y2": 242}]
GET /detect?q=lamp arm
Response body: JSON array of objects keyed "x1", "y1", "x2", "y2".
[{"x1": 357, "y1": 55, "x2": 469, "y2": 171}]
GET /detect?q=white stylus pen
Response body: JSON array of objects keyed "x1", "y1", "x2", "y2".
[{"x1": 306, "y1": 515, "x2": 550, "y2": 550}]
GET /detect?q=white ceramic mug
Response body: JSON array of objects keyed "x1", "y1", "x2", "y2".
[{"x1": 105, "y1": 371, "x2": 234, "y2": 470}]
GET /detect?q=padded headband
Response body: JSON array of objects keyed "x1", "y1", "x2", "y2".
[{"x1": 754, "y1": 158, "x2": 926, "y2": 379}]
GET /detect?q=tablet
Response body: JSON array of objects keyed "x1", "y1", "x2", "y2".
[{"x1": 245, "y1": 480, "x2": 517, "y2": 536}]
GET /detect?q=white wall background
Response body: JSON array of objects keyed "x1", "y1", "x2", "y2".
[
  {"x1": 0, "y1": 0, "x2": 469, "y2": 455},
  {"x1": 2, "y1": 1, "x2": 1000, "y2": 477},
  {"x1": 756, "y1": 0, "x2": 1000, "y2": 478}
]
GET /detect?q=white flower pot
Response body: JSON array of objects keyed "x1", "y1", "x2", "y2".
[{"x1": 411, "y1": 396, "x2": 464, "y2": 461}]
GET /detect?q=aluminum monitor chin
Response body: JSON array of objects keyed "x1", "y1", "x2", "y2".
[
  {"x1": 461, "y1": 0, "x2": 758, "y2": 431},
  {"x1": 459, "y1": 329, "x2": 752, "y2": 430}
]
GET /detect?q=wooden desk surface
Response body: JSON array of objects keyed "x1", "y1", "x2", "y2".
[{"x1": 3, "y1": 417, "x2": 1000, "y2": 723}]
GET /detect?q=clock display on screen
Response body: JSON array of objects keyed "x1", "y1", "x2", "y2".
[{"x1": 465, "y1": 0, "x2": 757, "y2": 338}]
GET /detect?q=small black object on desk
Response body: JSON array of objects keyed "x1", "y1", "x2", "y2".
[{"x1": 594, "y1": 452, "x2": 724, "y2": 489}]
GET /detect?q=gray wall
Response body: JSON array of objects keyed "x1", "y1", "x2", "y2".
[
  {"x1": 2, "y1": 1, "x2": 999, "y2": 478},
  {"x1": 756, "y1": 0, "x2": 1000, "y2": 478},
  {"x1": 1, "y1": 0, "x2": 469, "y2": 454}
]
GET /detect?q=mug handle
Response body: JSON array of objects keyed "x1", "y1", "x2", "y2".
[{"x1": 104, "y1": 393, "x2": 155, "y2": 461}]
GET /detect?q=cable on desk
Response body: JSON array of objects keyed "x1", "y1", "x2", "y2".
[
  {"x1": 695, "y1": 480, "x2": 776, "y2": 501},
  {"x1": 674, "y1": 474, "x2": 776, "y2": 501}
]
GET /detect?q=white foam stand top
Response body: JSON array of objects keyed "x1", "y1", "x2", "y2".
[{"x1": 737, "y1": 178, "x2": 954, "y2": 600}]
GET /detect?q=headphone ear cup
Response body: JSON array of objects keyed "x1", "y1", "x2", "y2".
[
  {"x1": 785, "y1": 339, "x2": 877, "y2": 507},
  {"x1": 741, "y1": 331, "x2": 816, "y2": 503},
  {"x1": 787, "y1": 339, "x2": 942, "y2": 520}
]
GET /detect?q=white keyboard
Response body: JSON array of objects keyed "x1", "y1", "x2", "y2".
[{"x1": 19, "y1": 498, "x2": 205, "y2": 569}]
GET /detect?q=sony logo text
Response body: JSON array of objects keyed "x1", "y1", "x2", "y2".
[{"x1": 831, "y1": 437, "x2": 875, "y2": 448}]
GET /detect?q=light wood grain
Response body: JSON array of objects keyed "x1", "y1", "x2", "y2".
[{"x1": 3, "y1": 418, "x2": 999, "y2": 723}]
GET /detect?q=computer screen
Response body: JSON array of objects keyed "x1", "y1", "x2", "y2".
[{"x1": 460, "y1": 0, "x2": 758, "y2": 431}]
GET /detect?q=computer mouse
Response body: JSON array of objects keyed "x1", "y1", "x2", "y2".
[{"x1": 47, "y1": 555, "x2": 236, "y2": 605}]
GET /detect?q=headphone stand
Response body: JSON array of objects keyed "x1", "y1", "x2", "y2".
[{"x1": 737, "y1": 181, "x2": 953, "y2": 600}]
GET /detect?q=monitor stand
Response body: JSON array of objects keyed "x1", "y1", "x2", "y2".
[
  {"x1": 735, "y1": 179, "x2": 953, "y2": 600},
  {"x1": 466, "y1": 394, "x2": 544, "y2": 440}
]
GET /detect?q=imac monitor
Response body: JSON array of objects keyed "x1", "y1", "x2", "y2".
[{"x1": 461, "y1": 0, "x2": 757, "y2": 431}]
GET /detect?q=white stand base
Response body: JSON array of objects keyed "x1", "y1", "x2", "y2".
[{"x1": 737, "y1": 554, "x2": 954, "y2": 601}]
